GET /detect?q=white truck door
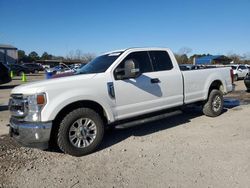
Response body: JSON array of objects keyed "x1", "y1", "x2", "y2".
[
  {"x1": 112, "y1": 50, "x2": 183, "y2": 120},
  {"x1": 148, "y1": 50, "x2": 183, "y2": 108},
  {"x1": 112, "y1": 51, "x2": 159, "y2": 120}
]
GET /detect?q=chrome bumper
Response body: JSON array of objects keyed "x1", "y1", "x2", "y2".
[{"x1": 9, "y1": 118, "x2": 52, "y2": 149}]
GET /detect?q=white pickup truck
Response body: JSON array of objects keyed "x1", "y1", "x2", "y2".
[{"x1": 9, "y1": 48, "x2": 233, "y2": 156}]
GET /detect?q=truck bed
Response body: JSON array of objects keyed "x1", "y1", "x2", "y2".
[{"x1": 181, "y1": 67, "x2": 233, "y2": 104}]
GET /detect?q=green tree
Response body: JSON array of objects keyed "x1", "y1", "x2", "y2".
[
  {"x1": 41, "y1": 52, "x2": 53, "y2": 60},
  {"x1": 175, "y1": 54, "x2": 189, "y2": 64},
  {"x1": 18, "y1": 50, "x2": 26, "y2": 60},
  {"x1": 28, "y1": 51, "x2": 39, "y2": 61}
]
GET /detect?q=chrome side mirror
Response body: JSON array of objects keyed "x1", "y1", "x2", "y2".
[{"x1": 124, "y1": 59, "x2": 140, "y2": 78}]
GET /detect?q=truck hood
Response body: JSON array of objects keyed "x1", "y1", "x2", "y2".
[{"x1": 11, "y1": 74, "x2": 97, "y2": 95}]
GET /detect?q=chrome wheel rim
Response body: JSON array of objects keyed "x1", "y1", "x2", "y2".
[
  {"x1": 68, "y1": 118, "x2": 97, "y2": 148},
  {"x1": 212, "y1": 95, "x2": 222, "y2": 112}
]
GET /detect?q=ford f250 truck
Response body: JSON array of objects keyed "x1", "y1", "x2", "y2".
[{"x1": 9, "y1": 48, "x2": 233, "y2": 156}]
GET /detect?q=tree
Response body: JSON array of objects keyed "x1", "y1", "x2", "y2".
[
  {"x1": 41, "y1": 52, "x2": 53, "y2": 60},
  {"x1": 81, "y1": 53, "x2": 95, "y2": 63},
  {"x1": 75, "y1": 49, "x2": 82, "y2": 60},
  {"x1": 227, "y1": 54, "x2": 241, "y2": 64},
  {"x1": 18, "y1": 50, "x2": 26, "y2": 60},
  {"x1": 28, "y1": 51, "x2": 39, "y2": 61},
  {"x1": 66, "y1": 50, "x2": 95, "y2": 63},
  {"x1": 175, "y1": 54, "x2": 189, "y2": 64}
]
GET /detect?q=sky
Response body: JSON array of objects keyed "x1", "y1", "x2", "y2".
[{"x1": 0, "y1": 0, "x2": 250, "y2": 57}]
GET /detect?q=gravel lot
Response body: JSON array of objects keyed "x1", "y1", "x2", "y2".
[{"x1": 0, "y1": 73, "x2": 250, "y2": 188}]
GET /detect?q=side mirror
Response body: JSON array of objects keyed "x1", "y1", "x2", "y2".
[{"x1": 124, "y1": 59, "x2": 140, "y2": 78}]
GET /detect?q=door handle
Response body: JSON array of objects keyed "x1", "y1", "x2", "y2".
[{"x1": 151, "y1": 78, "x2": 160, "y2": 83}]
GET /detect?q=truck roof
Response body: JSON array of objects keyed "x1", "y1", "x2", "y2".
[{"x1": 104, "y1": 47, "x2": 170, "y2": 55}]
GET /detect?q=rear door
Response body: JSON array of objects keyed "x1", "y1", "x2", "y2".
[{"x1": 148, "y1": 50, "x2": 183, "y2": 108}]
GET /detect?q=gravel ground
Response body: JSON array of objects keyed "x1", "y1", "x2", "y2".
[{"x1": 0, "y1": 74, "x2": 250, "y2": 188}]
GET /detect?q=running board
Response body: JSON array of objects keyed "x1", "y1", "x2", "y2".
[{"x1": 115, "y1": 110, "x2": 182, "y2": 129}]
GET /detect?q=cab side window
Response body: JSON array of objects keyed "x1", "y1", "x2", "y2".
[
  {"x1": 114, "y1": 51, "x2": 153, "y2": 80},
  {"x1": 149, "y1": 51, "x2": 173, "y2": 71}
]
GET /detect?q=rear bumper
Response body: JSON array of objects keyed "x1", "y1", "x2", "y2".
[{"x1": 9, "y1": 118, "x2": 52, "y2": 149}]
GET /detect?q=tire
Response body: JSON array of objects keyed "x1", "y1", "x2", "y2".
[
  {"x1": 202, "y1": 89, "x2": 224, "y2": 117},
  {"x1": 234, "y1": 74, "x2": 238, "y2": 81},
  {"x1": 57, "y1": 108, "x2": 104, "y2": 156}
]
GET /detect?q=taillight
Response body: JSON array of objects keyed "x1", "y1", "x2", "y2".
[{"x1": 230, "y1": 69, "x2": 234, "y2": 84}]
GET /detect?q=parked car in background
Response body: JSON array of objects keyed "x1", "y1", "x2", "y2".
[
  {"x1": 69, "y1": 64, "x2": 81, "y2": 70},
  {"x1": 244, "y1": 74, "x2": 250, "y2": 91},
  {"x1": 46, "y1": 63, "x2": 74, "y2": 74},
  {"x1": 0, "y1": 62, "x2": 11, "y2": 85},
  {"x1": 231, "y1": 64, "x2": 249, "y2": 81},
  {"x1": 76, "y1": 63, "x2": 86, "y2": 71},
  {"x1": 9, "y1": 64, "x2": 32, "y2": 76},
  {"x1": 42, "y1": 64, "x2": 51, "y2": 70},
  {"x1": 22, "y1": 63, "x2": 44, "y2": 73}
]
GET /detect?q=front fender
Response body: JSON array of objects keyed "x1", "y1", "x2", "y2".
[{"x1": 41, "y1": 90, "x2": 115, "y2": 123}]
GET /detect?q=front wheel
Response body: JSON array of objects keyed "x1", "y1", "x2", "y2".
[
  {"x1": 202, "y1": 89, "x2": 224, "y2": 117},
  {"x1": 57, "y1": 108, "x2": 104, "y2": 156}
]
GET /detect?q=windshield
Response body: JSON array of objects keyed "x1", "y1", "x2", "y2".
[{"x1": 76, "y1": 52, "x2": 122, "y2": 74}]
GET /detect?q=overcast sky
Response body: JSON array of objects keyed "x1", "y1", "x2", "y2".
[{"x1": 0, "y1": 0, "x2": 249, "y2": 57}]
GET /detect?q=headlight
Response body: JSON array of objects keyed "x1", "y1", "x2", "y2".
[{"x1": 24, "y1": 93, "x2": 47, "y2": 122}]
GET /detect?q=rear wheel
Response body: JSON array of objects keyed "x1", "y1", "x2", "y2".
[
  {"x1": 202, "y1": 89, "x2": 224, "y2": 117},
  {"x1": 57, "y1": 108, "x2": 104, "y2": 156}
]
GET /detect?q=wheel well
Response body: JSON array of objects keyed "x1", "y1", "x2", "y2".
[
  {"x1": 208, "y1": 80, "x2": 223, "y2": 96},
  {"x1": 49, "y1": 100, "x2": 108, "y2": 147}
]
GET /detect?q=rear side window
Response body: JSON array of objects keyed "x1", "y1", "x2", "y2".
[
  {"x1": 149, "y1": 51, "x2": 173, "y2": 71},
  {"x1": 118, "y1": 51, "x2": 153, "y2": 73}
]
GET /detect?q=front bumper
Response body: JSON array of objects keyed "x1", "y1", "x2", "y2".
[{"x1": 9, "y1": 118, "x2": 52, "y2": 150}]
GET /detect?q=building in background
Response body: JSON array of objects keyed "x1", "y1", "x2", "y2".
[
  {"x1": 195, "y1": 55, "x2": 232, "y2": 65},
  {"x1": 0, "y1": 44, "x2": 18, "y2": 65}
]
